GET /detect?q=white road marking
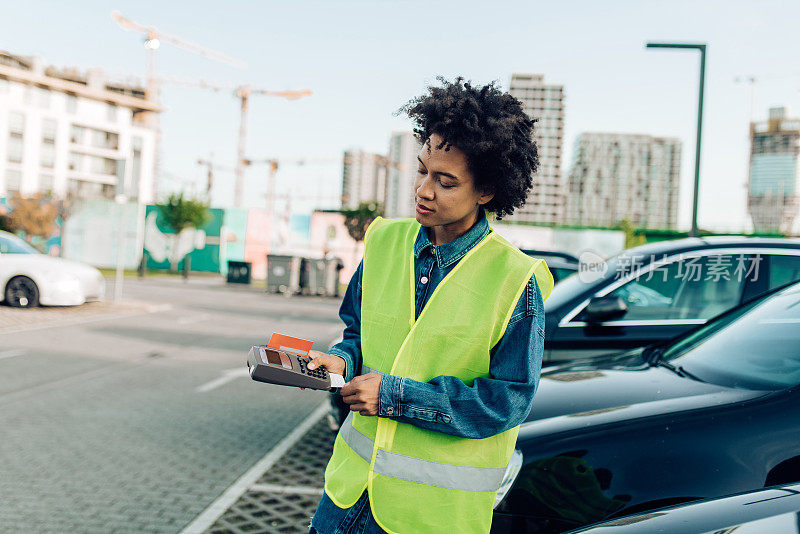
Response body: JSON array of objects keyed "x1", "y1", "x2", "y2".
[
  {"x1": 0, "y1": 349, "x2": 26, "y2": 361},
  {"x1": 180, "y1": 401, "x2": 329, "y2": 534},
  {"x1": 177, "y1": 313, "x2": 211, "y2": 325},
  {"x1": 248, "y1": 483, "x2": 324, "y2": 495},
  {"x1": 195, "y1": 368, "x2": 250, "y2": 393}
]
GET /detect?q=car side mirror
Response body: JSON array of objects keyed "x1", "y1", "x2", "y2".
[{"x1": 585, "y1": 296, "x2": 628, "y2": 323}]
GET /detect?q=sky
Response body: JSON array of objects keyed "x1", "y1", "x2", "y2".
[{"x1": 3, "y1": 0, "x2": 800, "y2": 231}]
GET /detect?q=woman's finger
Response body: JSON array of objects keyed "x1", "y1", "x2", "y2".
[
  {"x1": 341, "y1": 394, "x2": 361, "y2": 405},
  {"x1": 307, "y1": 355, "x2": 327, "y2": 370}
]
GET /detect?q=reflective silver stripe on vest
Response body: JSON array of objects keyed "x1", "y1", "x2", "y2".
[
  {"x1": 339, "y1": 412, "x2": 374, "y2": 463},
  {"x1": 374, "y1": 449, "x2": 506, "y2": 492},
  {"x1": 360, "y1": 365, "x2": 385, "y2": 376},
  {"x1": 339, "y1": 412, "x2": 507, "y2": 492}
]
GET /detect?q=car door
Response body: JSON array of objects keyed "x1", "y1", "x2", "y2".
[{"x1": 546, "y1": 250, "x2": 755, "y2": 363}]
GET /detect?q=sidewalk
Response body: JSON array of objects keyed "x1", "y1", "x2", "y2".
[{"x1": 0, "y1": 299, "x2": 166, "y2": 334}]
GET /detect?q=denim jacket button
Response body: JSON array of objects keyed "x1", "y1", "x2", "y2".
[
  {"x1": 386, "y1": 406, "x2": 394, "y2": 415},
  {"x1": 420, "y1": 276, "x2": 428, "y2": 284}
]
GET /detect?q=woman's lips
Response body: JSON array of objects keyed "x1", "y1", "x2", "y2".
[{"x1": 416, "y1": 203, "x2": 433, "y2": 214}]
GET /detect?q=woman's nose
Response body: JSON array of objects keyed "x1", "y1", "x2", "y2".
[{"x1": 416, "y1": 176, "x2": 434, "y2": 200}]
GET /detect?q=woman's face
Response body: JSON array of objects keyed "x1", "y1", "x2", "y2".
[{"x1": 414, "y1": 133, "x2": 493, "y2": 234}]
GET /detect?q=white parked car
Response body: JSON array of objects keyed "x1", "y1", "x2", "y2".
[{"x1": 0, "y1": 230, "x2": 105, "y2": 308}]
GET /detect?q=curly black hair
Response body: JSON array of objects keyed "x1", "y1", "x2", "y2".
[{"x1": 397, "y1": 76, "x2": 538, "y2": 219}]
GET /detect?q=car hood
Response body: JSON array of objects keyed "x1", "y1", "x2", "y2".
[
  {"x1": 522, "y1": 354, "x2": 768, "y2": 436},
  {"x1": 3, "y1": 254, "x2": 101, "y2": 282}
]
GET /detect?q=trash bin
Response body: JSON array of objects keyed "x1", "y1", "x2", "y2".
[
  {"x1": 299, "y1": 257, "x2": 328, "y2": 295},
  {"x1": 324, "y1": 257, "x2": 344, "y2": 297},
  {"x1": 267, "y1": 255, "x2": 301, "y2": 295},
  {"x1": 227, "y1": 260, "x2": 252, "y2": 284}
]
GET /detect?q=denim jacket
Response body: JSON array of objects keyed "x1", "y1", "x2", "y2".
[{"x1": 329, "y1": 210, "x2": 545, "y2": 440}]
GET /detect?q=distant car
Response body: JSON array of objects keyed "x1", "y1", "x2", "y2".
[
  {"x1": 567, "y1": 482, "x2": 800, "y2": 533},
  {"x1": 521, "y1": 250, "x2": 578, "y2": 284},
  {"x1": 0, "y1": 230, "x2": 105, "y2": 307},
  {"x1": 541, "y1": 236, "x2": 800, "y2": 364},
  {"x1": 491, "y1": 280, "x2": 800, "y2": 533}
]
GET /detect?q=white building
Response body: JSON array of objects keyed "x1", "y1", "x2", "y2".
[
  {"x1": 564, "y1": 132, "x2": 681, "y2": 229},
  {"x1": 384, "y1": 131, "x2": 421, "y2": 218},
  {"x1": 506, "y1": 73, "x2": 566, "y2": 224},
  {"x1": 0, "y1": 51, "x2": 160, "y2": 203},
  {"x1": 341, "y1": 149, "x2": 387, "y2": 209},
  {"x1": 747, "y1": 107, "x2": 800, "y2": 235}
]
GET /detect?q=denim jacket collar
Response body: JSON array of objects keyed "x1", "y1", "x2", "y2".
[{"x1": 413, "y1": 209, "x2": 491, "y2": 268}]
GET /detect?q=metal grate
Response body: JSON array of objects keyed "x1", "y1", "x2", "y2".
[
  {"x1": 204, "y1": 418, "x2": 337, "y2": 534},
  {"x1": 207, "y1": 491, "x2": 322, "y2": 534},
  {"x1": 255, "y1": 418, "x2": 336, "y2": 488}
]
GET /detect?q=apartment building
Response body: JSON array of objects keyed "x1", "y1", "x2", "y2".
[
  {"x1": 0, "y1": 51, "x2": 160, "y2": 203},
  {"x1": 564, "y1": 132, "x2": 681, "y2": 229}
]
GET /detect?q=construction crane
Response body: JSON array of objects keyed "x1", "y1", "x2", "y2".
[
  {"x1": 198, "y1": 157, "x2": 335, "y2": 208},
  {"x1": 232, "y1": 87, "x2": 312, "y2": 208},
  {"x1": 243, "y1": 158, "x2": 334, "y2": 216},
  {"x1": 111, "y1": 10, "x2": 246, "y2": 101},
  {"x1": 165, "y1": 77, "x2": 312, "y2": 208},
  {"x1": 734, "y1": 72, "x2": 800, "y2": 123}
]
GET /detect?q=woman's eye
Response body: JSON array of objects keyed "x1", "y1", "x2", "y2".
[
  {"x1": 441, "y1": 182, "x2": 456, "y2": 189},
  {"x1": 417, "y1": 169, "x2": 426, "y2": 175}
]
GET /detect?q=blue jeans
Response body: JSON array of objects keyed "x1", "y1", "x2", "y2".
[{"x1": 310, "y1": 490, "x2": 386, "y2": 534}]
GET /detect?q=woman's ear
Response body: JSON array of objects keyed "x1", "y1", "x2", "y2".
[{"x1": 477, "y1": 188, "x2": 495, "y2": 206}]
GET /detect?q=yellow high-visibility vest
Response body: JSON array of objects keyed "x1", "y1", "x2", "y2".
[{"x1": 324, "y1": 217, "x2": 553, "y2": 534}]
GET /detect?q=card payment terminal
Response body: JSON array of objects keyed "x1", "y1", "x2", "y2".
[{"x1": 247, "y1": 345, "x2": 345, "y2": 390}]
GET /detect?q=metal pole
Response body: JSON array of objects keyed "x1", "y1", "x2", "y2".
[
  {"x1": 691, "y1": 45, "x2": 706, "y2": 237},
  {"x1": 646, "y1": 42, "x2": 707, "y2": 237},
  {"x1": 234, "y1": 86, "x2": 250, "y2": 208},
  {"x1": 114, "y1": 196, "x2": 127, "y2": 302}
]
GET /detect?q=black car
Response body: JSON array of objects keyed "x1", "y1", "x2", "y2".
[
  {"x1": 491, "y1": 281, "x2": 800, "y2": 533},
  {"x1": 521, "y1": 250, "x2": 579, "y2": 284},
  {"x1": 542, "y1": 236, "x2": 800, "y2": 364},
  {"x1": 328, "y1": 237, "x2": 800, "y2": 429},
  {"x1": 567, "y1": 482, "x2": 800, "y2": 533}
]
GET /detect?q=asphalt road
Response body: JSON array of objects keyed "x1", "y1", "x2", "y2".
[{"x1": 0, "y1": 276, "x2": 343, "y2": 533}]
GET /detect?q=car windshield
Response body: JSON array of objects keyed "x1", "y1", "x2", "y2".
[
  {"x1": 662, "y1": 283, "x2": 800, "y2": 390},
  {"x1": 0, "y1": 233, "x2": 39, "y2": 254}
]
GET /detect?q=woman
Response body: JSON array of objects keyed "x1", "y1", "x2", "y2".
[{"x1": 307, "y1": 76, "x2": 553, "y2": 534}]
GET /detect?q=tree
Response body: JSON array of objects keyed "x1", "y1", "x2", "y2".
[
  {"x1": 340, "y1": 201, "x2": 384, "y2": 243},
  {"x1": 0, "y1": 204, "x2": 12, "y2": 233},
  {"x1": 615, "y1": 218, "x2": 646, "y2": 249},
  {"x1": 7, "y1": 193, "x2": 59, "y2": 251},
  {"x1": 156, "y1": 193, "x2": 211, "y2": 273}
]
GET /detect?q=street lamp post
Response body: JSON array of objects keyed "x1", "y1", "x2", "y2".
[{"x1": 646, "y1": 42, "x2": 706, "y2": 237}]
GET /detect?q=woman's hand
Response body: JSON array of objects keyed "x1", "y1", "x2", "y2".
[
  {"x1": 340, "y1": 373, "x2": 383, "y2": 416},
  {"x1": 306, "y1": 350, "x2": 346, "y2": 376}
]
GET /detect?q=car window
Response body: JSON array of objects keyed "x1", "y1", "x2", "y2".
[
  {"x1": 550, "y1": 267, "x2": 577, "y2": 283},
  {"x1": 666, "y1": 284, "x2": 800, "y2": 390},
  {"x1": 589, "y1": 254, "x2": 751, "y2": 321},
  {"x1": 0, "y1": 234, "x2": 39, "y2": 254},
  {"x1": 768, "y1": 254, "x2": 800, "y2": 290}
]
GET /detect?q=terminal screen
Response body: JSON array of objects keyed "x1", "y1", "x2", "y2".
[{"x1": 265, "y1": 349, "x2": 283, "y2": 366}]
